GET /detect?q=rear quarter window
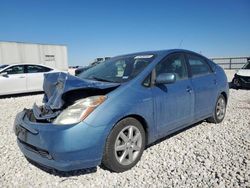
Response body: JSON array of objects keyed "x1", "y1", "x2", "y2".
[
  {"x1": 187, "y1": 54, "x2": 212, "y2": 76},
  {"x1": 27, "y1": 65, "x2": 52, "y2": 73}
]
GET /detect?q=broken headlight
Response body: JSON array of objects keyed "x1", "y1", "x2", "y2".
[{"x1": 53, "y1": 95, "x2": 107, "y2": 125}]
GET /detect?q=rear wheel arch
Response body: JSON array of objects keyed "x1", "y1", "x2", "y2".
[
  {"x1": 220, "y1": 91, "x2": 228, "y2": 104},
  {"x1": 207, "y1": 93, "x2": 227, "y2": 123}
]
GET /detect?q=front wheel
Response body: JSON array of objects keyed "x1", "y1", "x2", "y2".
[
  {"x1": 102, "y1": 118, "x2": 146, "y2": 172},
  {"x1": 232, "y1": 77, "x2": 241, "y2": 89},
  {"x1": 207, "y1": 94, "x2": 227, "y2": 123}
]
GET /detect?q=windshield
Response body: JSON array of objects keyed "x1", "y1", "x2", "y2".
[
  {"x1": 243, "y1": 62, "x2": 250, "y2": 69},
  {"x1": 0, "y1": 64, "x2": 9, "y2": 71},
  {"x1": 78, "y1": 54, "x2": 155, "y2": 83}
]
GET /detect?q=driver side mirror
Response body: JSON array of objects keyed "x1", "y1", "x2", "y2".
[
  {"x1": 155, "y1": 73, "x2": 176, "y2": 85},
  {"x1": 0, "y1": 72, "x2": 8, "y2": 77}
]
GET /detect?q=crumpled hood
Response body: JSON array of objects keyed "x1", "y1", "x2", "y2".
[
  {"x1": 236, "y1": 69, "x2": 250, "y2": 77},
  {"x1": 43, "y1": 72, "x2": 120, "y2": 110}
]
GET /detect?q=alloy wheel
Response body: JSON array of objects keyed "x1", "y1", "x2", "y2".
[
  {"x1": 216, "y1": 97, "x2": 226, "y2": 120},
  {"x1": 114, "y1": 125, "x2": 142, "y2": 166}
]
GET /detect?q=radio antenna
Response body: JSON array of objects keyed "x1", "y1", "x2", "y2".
[{"x1": 178, "y1": 39, "x2": 183, "y2": 48}]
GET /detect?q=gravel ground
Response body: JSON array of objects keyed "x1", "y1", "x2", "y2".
[{"x1": 0, "y1": 89, "x2": 249, "y2": 187}]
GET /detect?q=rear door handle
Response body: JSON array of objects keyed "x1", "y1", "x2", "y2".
[{"x1": 214, "y1": 79, "x2": 217, "y2": 85}]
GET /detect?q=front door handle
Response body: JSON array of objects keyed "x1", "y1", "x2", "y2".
[
  {"x1": 19, "y1": 76, "x2": 25, "y2": 78},
  {"x1": 186, "y1": 87, "x2": 192, "y2": 93}
]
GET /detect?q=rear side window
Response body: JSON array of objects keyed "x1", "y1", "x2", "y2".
[
  {"x1": 5, "y1": 65, "x2": 25, "y2": 75},
  {"x1": 187, "y1": 54, "x2": 211, "y2": 76},
  {"x1": 27, "y1": 65, "x2": 52, "y2": 73}
]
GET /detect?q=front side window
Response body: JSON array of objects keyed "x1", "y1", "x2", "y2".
[
  {"x1": 187, "y1": 54, "x2": 211, "y2": 76},
  {"x1": 5, "y1": 65, "x2": 25, "y2": 75},
  {"x1": 155, "y1": 53, "x2": 188, "y2": 81},
  {"x1": 142, "y1": 74, "x2": 151, "y2": 87},
  {"x1": 79, "y1": 54, "x2": 155, "y2": 83},
  {"x1": 27, "y1": 65, "x2": 52, "y2": 73}
]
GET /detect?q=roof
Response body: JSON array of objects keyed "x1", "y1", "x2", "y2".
[{"x1": 114, "y1": 49, "x2": 203, "y2": 58}]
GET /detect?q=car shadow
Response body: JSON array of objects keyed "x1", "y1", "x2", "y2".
[
  {"x1": 229, "y1": 82, "x2": 250, "y2": 90},
  {"x1": 146, "y1": 120, "x2": 204, "y2": 149},
  {"x1": 26, "y1": 157, "x2": 97, "y2": 177},
  {"x1": 228, "y1": 82, "x2": 234, "y2": 89},
  {"x1": 0, "y1": 91, "x2": 44, "y2": 99}
]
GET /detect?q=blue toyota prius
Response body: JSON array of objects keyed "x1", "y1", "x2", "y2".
[{"x1": 14, "y1": 49, "x2": 229, "y2": 172}]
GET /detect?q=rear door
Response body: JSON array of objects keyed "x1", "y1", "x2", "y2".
[
  {"x1": 151, "y1": 53, "x2": 195, "y2": 136},
  {"x1": 26, "y1": 65, "x2": 52, "y2": 91},
  {"x1": 185, "y1": 53, "x2": 218, "y2": 120},
  {"x1": 0, "y1": 65, "x2": 27, "y2": 95}
]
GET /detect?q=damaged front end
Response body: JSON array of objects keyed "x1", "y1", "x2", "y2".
[
  {"x1": 31, "y1": 72, "x2": 120, "y2": 123},
  {"x1": 14, "y1": 72, "x2": 119, "y2": 171}
]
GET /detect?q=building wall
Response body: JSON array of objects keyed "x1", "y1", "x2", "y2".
[{"x1": 0, "y1": 41, "x2": 68, "y2": 71}]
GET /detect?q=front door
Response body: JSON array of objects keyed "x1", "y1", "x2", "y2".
[
  {"x1": 0, "y1": 65, "x2": 27, "y2": 95},
  {"x1": 26, "y1": 65, "x2": 51, "y2": 91},
  {"x1": 151, "y1": 53, "x2": 194, "y2": 137}
]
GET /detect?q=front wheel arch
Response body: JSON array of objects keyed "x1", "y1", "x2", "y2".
[
  {"x1": 106, "y1": 114, "x2": 149, "y2": 146},
  {"x1": 118, "y1": 115, "x2": 149, "y2": 145}
]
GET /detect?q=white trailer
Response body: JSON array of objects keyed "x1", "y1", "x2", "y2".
[{"x1": 0, "y1": 41, "x2": 68, "y2": 71}]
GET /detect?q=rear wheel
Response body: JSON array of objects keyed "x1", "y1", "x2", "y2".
[
  {"x1": 207, "y1": 94, "x2": 227, "y2": 123},
  {"x1": 102, "y1": 118, "x2": 145, "y2": 172}
]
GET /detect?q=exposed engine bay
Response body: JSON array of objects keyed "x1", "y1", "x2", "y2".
[{"x1": 30, "y1": 72, "x2": 120, "y2": 123}]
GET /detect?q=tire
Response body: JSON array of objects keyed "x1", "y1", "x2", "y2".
[
  {"x1": 232, "y1": 78, "x2": 241, "y2": 89},
  {"x1": 207, "y1": 94, "x2": 227, "y2": 123},
  {"x1": 102, "y1": 117, "x2": 146, "y2": 172}
]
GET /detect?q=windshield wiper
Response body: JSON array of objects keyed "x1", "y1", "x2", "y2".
[{"x1": 91, "y1": 76, "x2": 116, "y2": 83}]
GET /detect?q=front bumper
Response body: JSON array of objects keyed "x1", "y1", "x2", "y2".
[
  {"x1": 232, "y1": 74, "x2": 250, "y2": 89},
  {"x1": 14, "y1": 110, "x2": 108, "y2": 171}
]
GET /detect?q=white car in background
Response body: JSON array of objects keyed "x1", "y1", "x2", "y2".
[
  {"x1": 0, "y1": 64, "x2": 60, "y2": 96},
  {"x1": 232, "y1": 60, "x2": 250, "y2": 89}
]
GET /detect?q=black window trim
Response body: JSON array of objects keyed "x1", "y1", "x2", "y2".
[{"x1": 184, "y1": 52, "x2": 213, "y2": 78}]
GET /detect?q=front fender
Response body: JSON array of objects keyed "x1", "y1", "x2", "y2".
[{"x1": 84, "y1": 85, "x2": 156, "y2": 144}]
